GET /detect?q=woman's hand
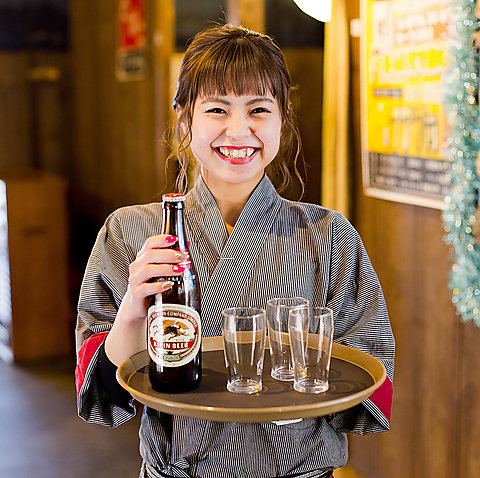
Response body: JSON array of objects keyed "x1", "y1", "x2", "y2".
[
  {"x1": 118, "y1": 234, "x2": 189, "y2": 323},
  {"x1": 105, "y1": 234, "x2": 188, "y2": 365}
]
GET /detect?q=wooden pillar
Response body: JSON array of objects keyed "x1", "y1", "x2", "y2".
[
  {"x1": 70, "y1": 0, "x2": 177, "y2": 226},
  {"x1": 226, "y1": 0, "x2": 265, "y2": 33},
  {"x1": 152, "y1": 0, "x2": 177, "y2": 189}
]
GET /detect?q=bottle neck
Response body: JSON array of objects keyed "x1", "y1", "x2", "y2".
[{"x1": 161, "y1": 204, "x2": 187, "y2": 251}]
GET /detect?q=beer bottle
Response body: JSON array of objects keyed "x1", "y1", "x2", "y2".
[{"x1": 147, "y1": 193, "x2": 201, "y2": 393}]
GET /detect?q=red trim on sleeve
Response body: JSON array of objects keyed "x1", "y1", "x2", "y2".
[
  {"x1": 369, "y1": 376, "x2": 393, "y2": 421},
  {"x1": 75, "y1": 332, "x2": 110, "y2": 395}
]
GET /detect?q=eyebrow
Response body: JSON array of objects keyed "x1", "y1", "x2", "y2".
[{"x1": 199, "y1": 97, "x2": 274, "y2": 106}]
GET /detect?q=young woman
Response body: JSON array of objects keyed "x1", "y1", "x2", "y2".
[{"x1": 76, "y1": 24, "x2": 395, "y2": 478}]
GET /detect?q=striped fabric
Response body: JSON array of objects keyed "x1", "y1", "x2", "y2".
[{"x1": 76, "y1": 174, "x2": 395, "y2": 478}]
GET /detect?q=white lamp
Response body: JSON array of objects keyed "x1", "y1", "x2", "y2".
[{"x1": 292, "y1": 0, "x2": 332, "y2": 22}]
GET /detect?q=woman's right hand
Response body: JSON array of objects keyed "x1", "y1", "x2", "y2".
[
  {"x1": 105, "y1": 234, "x2": 189, "y2": 365},
  {"x1": 118, "y1": 234, "x2": 189, "y2": 324}
]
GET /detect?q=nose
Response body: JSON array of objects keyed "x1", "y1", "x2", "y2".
[{"x1": 225, "y1": 112, "x2": 251, "y2": 140}]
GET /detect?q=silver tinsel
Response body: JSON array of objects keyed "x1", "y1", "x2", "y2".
[{"x1": 443, "y1": 0, "x2": 480, "y2": 324}]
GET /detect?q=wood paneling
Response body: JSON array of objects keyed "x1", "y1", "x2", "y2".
[
  {"x1": 30, "y1": 53, "x2": 72, "y2": 177},
  {"x1": 284, "y1": 48, "x2": 323, "y2": 203},
  {"x1": 70, "y1": 0, "x2": 176, "y2": 229},
  {"x1": 414, "y1": 208, "x2": 459, "y2": 477},
  {"x1": 458, "y1": 321, "x2": 480, "y2": 476},
  {"x1": 227, "y1": 0, "x2": 265, "y2": 32},
  {"x1": 2, "y1": 172, "x2": 72, "y2": 362},
  {"x1": 0, "y1": 53, "x2": 34, "y2": 170},
  {"x1": 345, "y1": 1, "x2": 467, "y2": 477},
  {"x1": 0, "y1": 52, "x2": 71, "y2": 176}
]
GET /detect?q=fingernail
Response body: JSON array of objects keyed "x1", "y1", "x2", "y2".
[
  {"x1": 174, "y1": 251, "x2": 189, "y2": 259},
  {"x1": 162, "y1": 281, "x2": 174, "y2": 290},
  {"x1": 172, "y1": 265, "x2": 185, "y2": 273},
  {"x1": 165, "y1": 235, "x2": 177, "y2": 244}
]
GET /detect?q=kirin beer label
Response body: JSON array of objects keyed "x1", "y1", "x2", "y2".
[{"x1": 148, "y1": 304, "x2": 201, "y2": 367}]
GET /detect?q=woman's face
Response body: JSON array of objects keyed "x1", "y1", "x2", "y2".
[{"x1": 185, "y1": 92, "x2": 283, "y2": 196}]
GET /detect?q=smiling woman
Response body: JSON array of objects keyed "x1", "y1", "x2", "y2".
[
  {"x1": 185, "y1": 93, "x2": 283, "y2": 212},
  {"x1": 172, "y1": 25, "x2": 302, "y2": 197},
  {"x1": 75, "y1": 24, "x2": 395, "y2": 478}
]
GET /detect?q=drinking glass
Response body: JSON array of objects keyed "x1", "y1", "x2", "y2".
[
  {"x1": 289, "y1": 306, "x2": 334, "y2": 393},
  {"x1": 266, "y1": 297, "x2": 309, "y2": 381},
  {"x1": 222, "y1": 307, "x2": 267, "y2": 394}
]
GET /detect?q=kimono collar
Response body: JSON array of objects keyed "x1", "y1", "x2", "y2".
[
  {"x1": 184, "y1": 174, "x2": 283, "y2": 321},
  {"x1": 186, "y1": 173, "x2": 281, "y2": 254},
  {"x1": 189, "y1": 173, "x2": 280, "y2": 214}
]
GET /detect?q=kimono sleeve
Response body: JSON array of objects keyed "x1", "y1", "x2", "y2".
[
  {"x1": 75, "y1": 212, "x2": 137, "y2": 427},
  {"x1": 324, "y1": 213, "x2": 395, "y2": 435}
]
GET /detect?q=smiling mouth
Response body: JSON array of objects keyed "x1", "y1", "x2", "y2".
[{"x1": 216, "y1": 146, "x2": 258, "y2": 164}]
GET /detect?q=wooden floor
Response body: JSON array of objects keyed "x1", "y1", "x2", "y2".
[
  {"x1": 0, "y1": 357, "x2": 143, "y2": 478},
  {"x1": 335, "y1": 467, "x2": 370, "y2": 478}
]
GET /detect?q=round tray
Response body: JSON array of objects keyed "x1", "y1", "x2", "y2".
[{"x1": 117, "y1": 336, "x2": 386, "y2": 422}]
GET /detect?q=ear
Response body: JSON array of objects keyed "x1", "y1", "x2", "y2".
[
  {"x1": 174, "y1": 103, "x2": 182, "y2": 119},
  {"x1": 175, "y1": 104, "x2": 188, "y2": 136}
]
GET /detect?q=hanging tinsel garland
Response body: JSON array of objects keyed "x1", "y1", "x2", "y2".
[{"x1": 443, "y1": 0, "x2": 480, "y2": 325}]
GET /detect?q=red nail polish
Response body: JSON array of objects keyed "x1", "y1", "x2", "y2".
[
  {"x1": 172, "y1": 265, "x2": 185, "y2": 273},
  {"x1": 165, "y1": 235, "x2": 177, "y2": 244}
]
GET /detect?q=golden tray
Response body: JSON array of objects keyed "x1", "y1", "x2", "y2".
[{"x1": 117, "y1": 336, "x2": 386, "y2": 423}]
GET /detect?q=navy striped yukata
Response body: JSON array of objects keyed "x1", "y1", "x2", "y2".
[{"x1": 76, "y1": 174, "x2": 395, "y2": 478}]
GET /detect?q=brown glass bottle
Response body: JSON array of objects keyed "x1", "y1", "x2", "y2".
[{"x1": 147, "y1": 193, "x2": 201, "y2": 393}]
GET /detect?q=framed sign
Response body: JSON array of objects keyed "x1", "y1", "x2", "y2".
[
  {"x1": 361, "y1": 0, "x2": 451, "y2": 209},
  {"x1": 116, "y1": 0, "x2": 148, "y2": 82}
]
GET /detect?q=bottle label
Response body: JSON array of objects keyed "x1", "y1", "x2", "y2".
[{"x1": 147, "y1": 304, "x2": 201, "y2": 367}]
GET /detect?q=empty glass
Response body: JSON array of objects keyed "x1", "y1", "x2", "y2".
[
  {"x1": 266, "y1": 297, "x2": 309, "y2": 381},
  {"x1": 222, "y1": 307, "x2": 267, "y2": 394},
  {"x1": 289, "y1": 306, "x2": 334, "y2": 393}
]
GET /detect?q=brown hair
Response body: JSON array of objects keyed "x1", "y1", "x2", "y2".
[{"x1": 171, "y1": 24, "x2": 303, "y2": 195}]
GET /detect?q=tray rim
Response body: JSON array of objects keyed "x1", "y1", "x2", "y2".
[{"x1": 117, "y1": 336, "x2": 387, "y2": 422}]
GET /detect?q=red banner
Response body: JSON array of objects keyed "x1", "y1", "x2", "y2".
[
  {"x1": 118, "y1": 0, "x2": 146, "y2": 50},
  {"x1": 116, "y1": 0, "x2": 148, "y2": 81}
]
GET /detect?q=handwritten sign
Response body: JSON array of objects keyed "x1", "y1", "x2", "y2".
[{"x1": 362, "y1": 0, "x2": 451, "y2": 208}]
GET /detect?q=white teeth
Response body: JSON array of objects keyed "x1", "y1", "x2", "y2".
[{"x1": 218, "y1": 147, "x2": 255, "y2": 159}]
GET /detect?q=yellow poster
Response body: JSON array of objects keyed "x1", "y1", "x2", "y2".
[{"x1": 362, "y1": 0, "x2": 451, "y2": 208}]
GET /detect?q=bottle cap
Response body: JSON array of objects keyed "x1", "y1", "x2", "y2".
[{"x1": 162, "y1": 193, "x2": 185, "y2": 202}]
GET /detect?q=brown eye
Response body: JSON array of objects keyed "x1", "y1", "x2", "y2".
[
  {"x1": 251, "y1": 107, "x2": 270, "y2": 114},
  {"x1": 206, "y1": 108, "x2": 226, "y2": 114}
]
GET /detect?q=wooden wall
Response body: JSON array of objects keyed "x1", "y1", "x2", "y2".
[
  {"x1": 0, "y1": 50, "x2": 73, "y2": 360},
  {"x1": 70, "y1": 0, "x2": 175, "y2": 228},
  {"x1": 345, "y1": 1, "x2": 480, "y2": 477},
  {"x1": 69, "y1": 0, "x2": 178, "y2": 280},
  {"x1": 283, "y1": 48, "x2": 323, "y2": 204},
  {"x1": 0, "y1": 52, "x2": 71, "y2": 176}
]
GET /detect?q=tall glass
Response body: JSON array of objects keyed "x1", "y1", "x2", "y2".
[
  {"x1": 289, "y1": 306, "x2": 334, "y2": 393},
  {"x1": 222, "y1": 307, "x2": 267, "y2": 394},
  {"x1": 266, "y1": 297, "x2": 309, "y2": 381}
]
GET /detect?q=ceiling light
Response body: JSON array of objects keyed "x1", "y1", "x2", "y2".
[{"x1": 293, "y1": 0, "x2": 332, "y2": 22}]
